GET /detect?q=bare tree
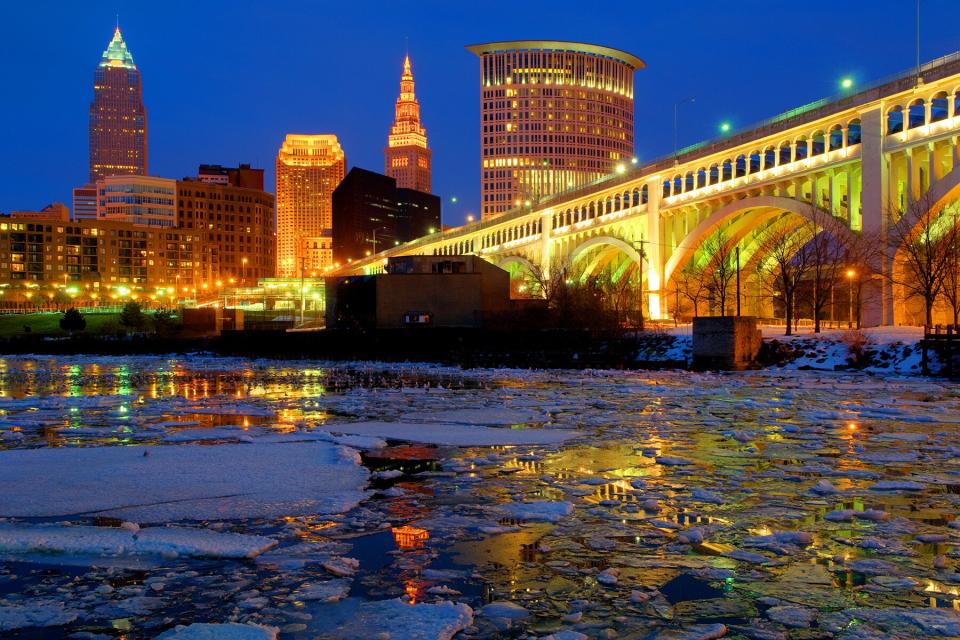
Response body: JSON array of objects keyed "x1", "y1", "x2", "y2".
[
  {"x1": 887, "y1": 192, "x2": 957, "y2": 327},
  {"x1": 939, "y1": 208, "x2": 960, "y2": 327},
  {"x1": 675, "y1": 262, "x2": 709, "y2": 318},
  {"x1": 702, "y1": 228, "x2": 737, "y2": 316},
  {"x1": 800, "y1": 207, "x2": 856, "y2": 333},
  {"x1": 756, "y1": 220, "x2": 813, "y2": 336}
]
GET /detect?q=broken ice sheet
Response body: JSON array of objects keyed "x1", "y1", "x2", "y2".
[{"x1": 0, "y1": 357, "x2": 959, "y2": 637}]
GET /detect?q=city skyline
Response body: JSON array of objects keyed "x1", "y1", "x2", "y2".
[{"x1": 1, "y1": 1, "x2": 958, "y2": 225}]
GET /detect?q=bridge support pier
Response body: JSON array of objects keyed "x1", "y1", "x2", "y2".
[{"x1": 859, "y1": 107, "x2": 894, "y2": 327}]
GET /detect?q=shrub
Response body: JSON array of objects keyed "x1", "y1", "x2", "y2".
[
  {"x1": 119, "y1": 301, "x2": 145, "y2": 331},
  {"x1": 842, "y1": 330, "x2": 873, "y2": 368},
  {"x1": 59, "y1": 308, "x2": 87, "y2": 333}
]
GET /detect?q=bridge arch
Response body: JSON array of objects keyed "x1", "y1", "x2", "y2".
[{"x1": 664, "y1": 195, "x2": 846, "y2": 286}]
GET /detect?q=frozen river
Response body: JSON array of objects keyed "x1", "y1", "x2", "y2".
[{"x1": 1, "y1": 355, "x2": 960, "y2": 639}]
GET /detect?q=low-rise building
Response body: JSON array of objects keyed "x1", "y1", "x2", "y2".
[{"x1": 325, "y1": 255, "x2": 511, "y2": 329}]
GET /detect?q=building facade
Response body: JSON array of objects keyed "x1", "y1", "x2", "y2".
[
  {"x1": 176, "y1": 177, "x2": 276, "y2": 285},
  {"x1": 326, "y1": 255, "x2": 511, "y2": 329},
  {"x1": 384, "y1": 56, "x2": 432, "y2": 193},
  {"x1": 0, "y1": 215, "x2": 197, "y2": 304},
  {"x1": 72, "y1": 186, "x2": 98, "y2": 221},
  {"x1": 96, "y1": 175, "x2": 177, "y2": 228},
  {"x1": 89, "y1": 27, "x2": 148, "y2": 183},
  {"x1": 197, "y1": 163, "x2": 265, "y2": 190},
  {"x1": 466, "y1": 41, "x2": 643, "y2": 219},
  {"x1": 275, "y1": 134, "x2": 346, "y2": 276},
  {"x1": 332, "y1": 167, "x2": 440, "y2": 265}
]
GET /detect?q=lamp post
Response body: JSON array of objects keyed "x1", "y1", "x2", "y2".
[
  {"x1": 633, "y1": 239, "x2": 646, "y2": 331},
  {"x1": 846, "y1": 269, "x2": 856, "y2": 328}
]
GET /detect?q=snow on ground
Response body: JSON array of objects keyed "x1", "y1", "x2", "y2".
[
  {"x1": 155, "y1": 622, "x2": 278, "y2": 640},
  {"x1": 0, "y1": 442, "x2": 369, "y2": 522},
  {"x1": 657, "y1": 324, "x2": 932, "y2": 373},
  {"x1": 321, "y1": 421, "x2": 579, "y2": 446},
  {"x1": 0, "y1": 523, "x2": 277, "y2": 560}
]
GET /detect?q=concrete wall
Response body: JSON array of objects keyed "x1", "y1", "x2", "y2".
[{"x1": 692, "y1": 316, "x2": 762, "y2": 370}]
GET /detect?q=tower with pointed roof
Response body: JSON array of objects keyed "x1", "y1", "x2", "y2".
[
  {"x1": 385, "y1": 56, "x2": 431, "y2": 193},
  {"x1": 88, "y1": 26, "x2": 148, "y2": 182}
]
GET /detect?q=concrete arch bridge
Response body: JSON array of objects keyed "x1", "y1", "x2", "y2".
[{"x1": 341, "y1": 52, "x2": 960, "y2": 326}]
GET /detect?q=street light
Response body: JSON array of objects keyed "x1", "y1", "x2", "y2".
[
  {"x1": 719, "y1": 121, "x2": 731, "y2": 134},
  {"x1": 846, "y1": 269, "x2": 857, "y2": 328},
  {"x1": 840, "y1": 77, "x2": 854, "y2": 90},
  {"x1": 466, "y1": 214, "x2": 475, "y2": 223}
]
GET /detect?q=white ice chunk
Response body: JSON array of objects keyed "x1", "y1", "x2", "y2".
[
  {"x1": 0, "y1": 442, "x2": 369, "y2": 523},
  {"x1": 0, "y1": 523, "x2": 277, "y2": 560}
]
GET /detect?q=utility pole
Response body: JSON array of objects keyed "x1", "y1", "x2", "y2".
[{"x1": 736, "y1": 245, "x2": 740, "y2": 318}]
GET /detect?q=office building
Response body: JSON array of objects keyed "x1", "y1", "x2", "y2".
[
  {"x1": 466, "y1": 40, "x2": 643, "y2": 219},
  {"x1": 275, "y1": 134, "x2": 346, "y2": 276},
  {"x1": 89, "y1": 27, "x2": 148, "y2": 182},
  {"x1": 332, "y1": 167, "x2": 440, "y2": 264},
  {"x1": 385, "y1": 56, "x2": 432, "y2": 193}
]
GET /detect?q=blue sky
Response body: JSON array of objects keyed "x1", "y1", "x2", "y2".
[{"x1": 1, "y1": 0, "x2": 958, "y2": 224}]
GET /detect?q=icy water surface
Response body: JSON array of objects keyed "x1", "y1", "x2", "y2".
[{"x1": 1, "y1": 356, "x2": 960, "y2": 639}]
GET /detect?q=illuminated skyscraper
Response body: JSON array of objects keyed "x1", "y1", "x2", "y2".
[
  {"x1": 467, "y1": 41, "x2": 643, "y2": 219},
  {"x1": 275, "y1": 135, "x2": 346, "y2": 276},
  {"x1": 89, "y1": 27, "x2": 148, "y2": 183},
  {"x1": 385, "y1": 56, "x2": 431, "y2": 193}
]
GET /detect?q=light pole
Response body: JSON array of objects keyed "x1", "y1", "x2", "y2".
[
  {"x1": 736, "y1": 245, "x2": 740, "y2": 318},
  {"x1": 846, "y1": 269, "x2": 856, "y2": 328},
  {"x1": 673, "y1": 96, "x2": 696, "y2": 162},
  {"x1": 633, "y1": 239, "x2": 646, "y2": 331}
]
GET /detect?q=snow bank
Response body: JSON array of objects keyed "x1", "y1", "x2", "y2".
[
  {"x1": 0, "y1": 524, "x2": 277, "y2": 559},
  {"x1": 0, "y1": 442, "x2": 368, "y2": 523},
  {"x1": 155, "y1": 622, "x2": 278, "y2": 640},
  {"x1": 322, "y1": 421, "x2": 577, "y2": 446}
]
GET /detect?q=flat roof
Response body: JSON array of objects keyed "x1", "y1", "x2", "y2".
[{"x1": 466, "y1": 40, "x2": 645, "y2": 69}]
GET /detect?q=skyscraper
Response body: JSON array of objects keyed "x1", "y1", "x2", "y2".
[
  {"x1": 275, "y1": 135, "x2": 346, "y2": 277},
  {"x1": 332, "y1": 167, "x2": 440, "y2": 265},
  {"x1": 384, "y1": 56, "x2": 431, "y2": 193},
  {"x1": 467, "y1": 41, "x2": 643, "y2": 219},
  {"x1": 88, "y1": 27, "x2": 148, "y2": 183}
]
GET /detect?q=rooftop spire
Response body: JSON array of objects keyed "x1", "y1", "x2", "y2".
[
  {"x1": 99, "y1": 25, "x2": 136, "y2": 70},
  {"x1": 403, "y1": 54, "x2": 412, "y2": 78}
]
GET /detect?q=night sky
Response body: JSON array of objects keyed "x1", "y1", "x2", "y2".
[{"x1": 2, "y1": 0, "x2": 958, "y2": 224}]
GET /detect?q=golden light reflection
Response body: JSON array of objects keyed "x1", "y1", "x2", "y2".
[{"x1": 392, "y1": 525, "x2": 429, "y2": 550}]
